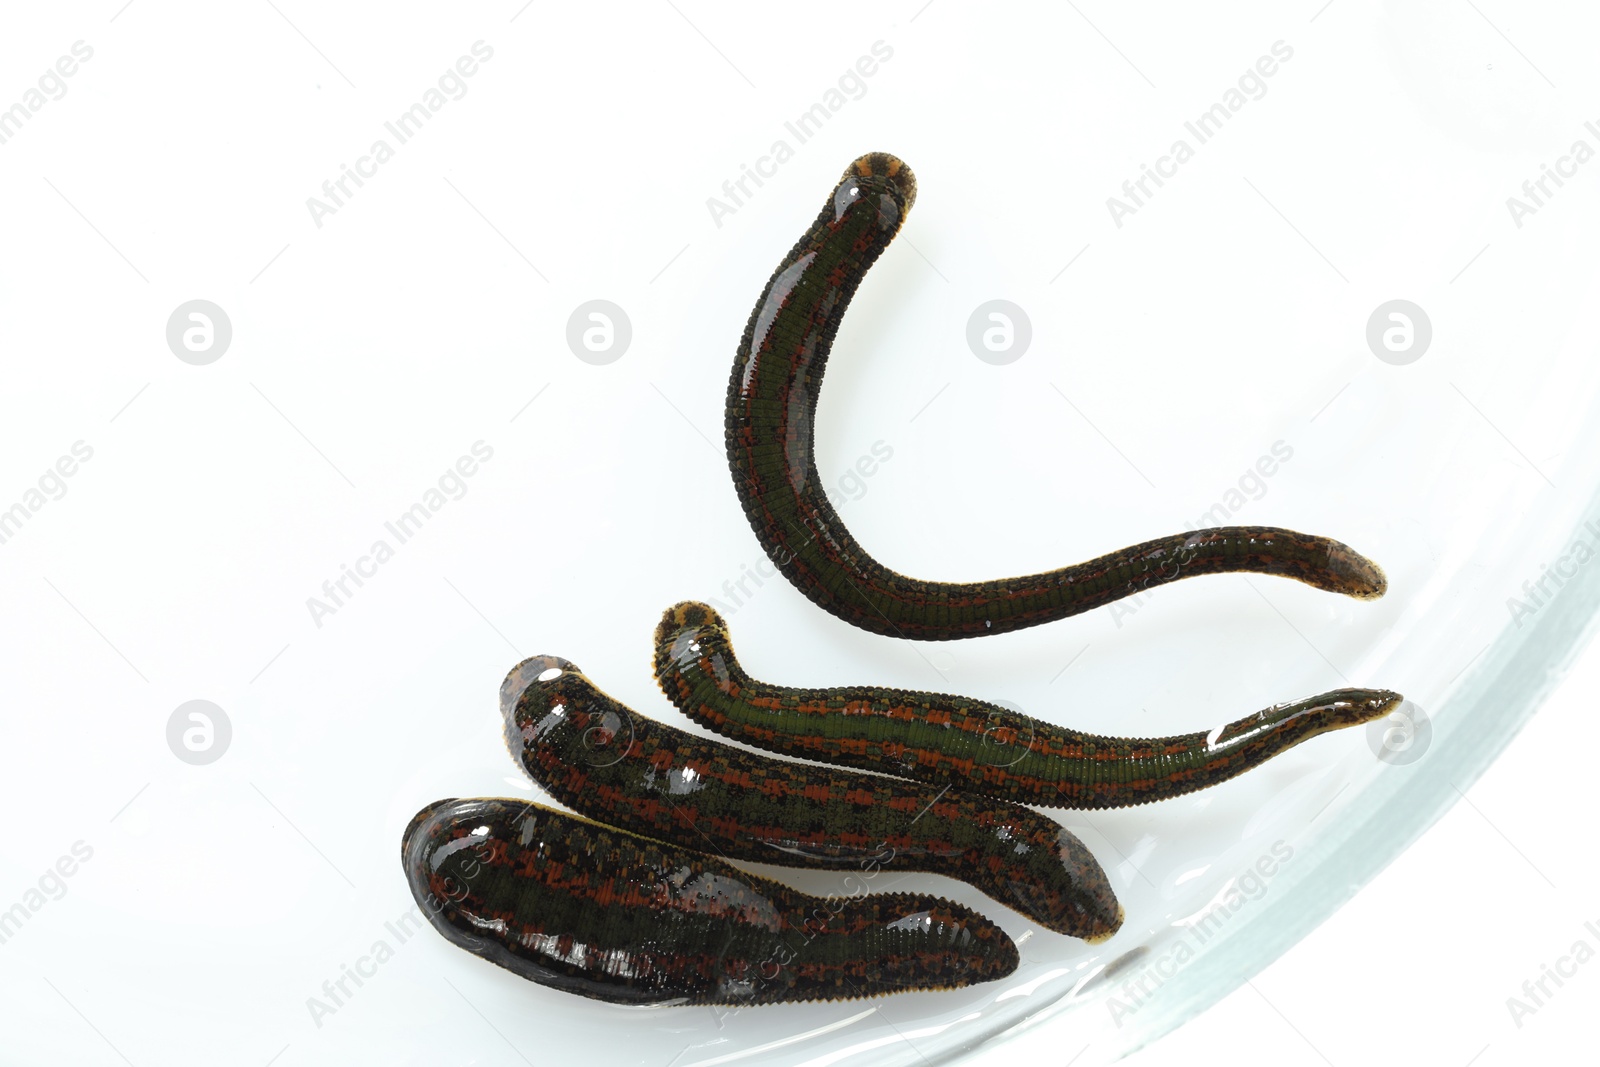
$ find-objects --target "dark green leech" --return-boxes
[402,797,1020,1006]
[725,152,1387,640]
[500,656,1122,941]
[654,602,1405,809]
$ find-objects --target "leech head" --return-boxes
[1348,688,1405,724]
[1293,687,1403,730]
[1022,828,1123,942]
[1209,688,1405,749]
[501,655,572,761]
[835,152,916,234]
[659,600,729,638]
[401,797,460,863]
[655,602,742,699]
[1084,904,1127,946]
[656,601,732,661]
[501,655,633,769]
[843,152,917,212]
[500,655,577,722]
[1322,541,1389,600]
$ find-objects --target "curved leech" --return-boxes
[500,655,1123,941]
[725,151,1387,640]
[653,601,1405,810]
[402,797,1019,1006]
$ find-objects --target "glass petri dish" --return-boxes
[392,276,1600,1065]
[390,45,1600,1059]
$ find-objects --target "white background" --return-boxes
[2,2,1597,1065]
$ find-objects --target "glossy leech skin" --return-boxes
[725,151,1388,640]
[654,602,1405,810]
[402,797,1020,1006]
[500,655,1122,941]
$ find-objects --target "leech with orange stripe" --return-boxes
[500,655,1123,941]
[654,601,1402,809]
[402,797,1020,1005]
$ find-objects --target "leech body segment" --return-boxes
[500,656,1122,940]
[655,602,1404,809]
[725,152,1387,639]
[402,797,1020,1005]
